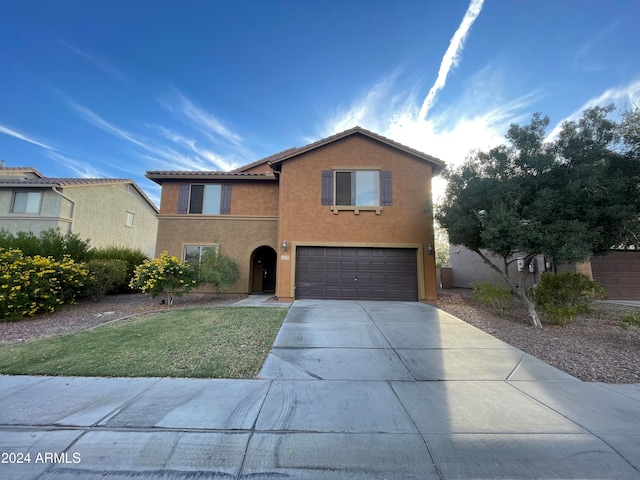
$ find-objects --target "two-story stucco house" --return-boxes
[147,127,445,302]
[0,165,159,257]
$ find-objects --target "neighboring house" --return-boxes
[0,165,159,257]
[448,244,640,301]
[589,251,640,300]
[448,245,553,289]
[147,126,445,302]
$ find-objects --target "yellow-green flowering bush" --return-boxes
[0,248,88,320]
[129,251,198,305]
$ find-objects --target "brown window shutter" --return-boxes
[177,184,190,214]
[220,184,232,214]
[321,170,333,205]
[380,171,392,206]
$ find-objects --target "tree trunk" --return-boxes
[518,257,542,328]
[473,249,543,328]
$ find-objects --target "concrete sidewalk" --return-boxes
[1,300,639,479]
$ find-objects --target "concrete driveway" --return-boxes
[1,300,639,479]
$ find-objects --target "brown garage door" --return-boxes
[591,251,640,300]
[295,247,418,301]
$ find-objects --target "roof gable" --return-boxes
[272,127,445,172]
[0,166,45,179]
[232,126,445,174]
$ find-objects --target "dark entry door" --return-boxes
[252,246,277,293]
[295,247,418,301]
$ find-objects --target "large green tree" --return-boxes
[436,105,640,327]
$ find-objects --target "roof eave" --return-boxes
[145,172,277,185]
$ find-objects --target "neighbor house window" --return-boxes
[184,245,219,265]
[335,170,380,206]
[126,212,135,227]
[12,191,42,214]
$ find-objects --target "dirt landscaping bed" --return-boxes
[432,289,640,384]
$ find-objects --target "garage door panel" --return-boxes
[386,264,400,273]
[591,251,640,300]
[296,247,418,301]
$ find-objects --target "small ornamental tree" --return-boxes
[129,252,198,305]
[436,105,640,327]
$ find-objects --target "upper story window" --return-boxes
[177,183,231,215]
[12,191,42,214]
[189,185,221,214]
[335,170,380,206]
[321,169,392,214]
[126,211,135,227]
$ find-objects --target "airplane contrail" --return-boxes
[0,124,55,150]
[419,0,485,120]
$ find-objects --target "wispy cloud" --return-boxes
[152,125,242,171]
[545,78,640,141]
[47,151,108,178]
[163,91,245,148]
[0,124,55,150]
[64,98,148,148]
[419,0,485,120]
[62,93,244,172]
[573,20,622,72]
[60,40,130,83]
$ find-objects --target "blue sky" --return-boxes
[1,0,639,206]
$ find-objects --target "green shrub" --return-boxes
[620,311,640,329]
[88,246,149,292]
[129,251,198,305]
[196,250,241,298]
[533,272,606,326]
[0,248,88,320]
[471,281,513,315]
[83,259,128,302]
[0,229,90,262]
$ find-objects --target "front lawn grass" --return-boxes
[0,307,286,379]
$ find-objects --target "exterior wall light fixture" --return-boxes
[427,244,434,255]
[282,240,288,252]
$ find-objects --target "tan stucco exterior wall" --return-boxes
[63,184,158,257]
[275,135,438,301]
[158,181,279,216]
[0,187,72,234]
[155,216,278,294]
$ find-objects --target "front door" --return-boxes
[251,246,277,293]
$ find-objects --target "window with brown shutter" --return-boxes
[178,184,230,215]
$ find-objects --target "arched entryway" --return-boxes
[250,246,277,293]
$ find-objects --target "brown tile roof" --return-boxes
[146,126,445,181]
[145,170,277,184]
[266,126,445,172]
[0,166,45,177]
[231,147,300,173]
[0,177,134,187]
